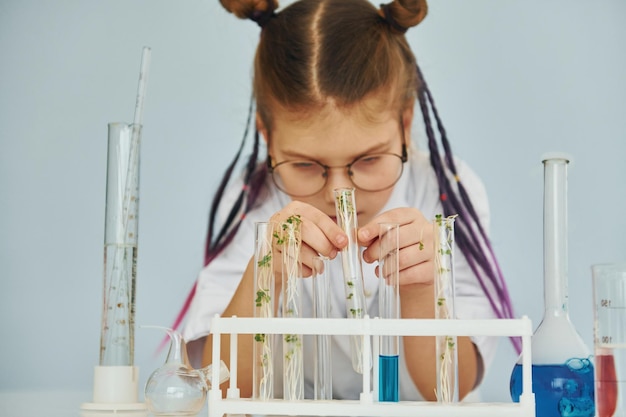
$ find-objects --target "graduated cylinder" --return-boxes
[100,122,141,367]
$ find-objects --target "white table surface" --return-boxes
[0,391,207,417]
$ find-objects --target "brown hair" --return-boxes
[222,0,427,128]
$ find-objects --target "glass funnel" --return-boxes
[510,154,595,417]
[144,326,229,416]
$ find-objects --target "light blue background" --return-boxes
[1,0,625,405]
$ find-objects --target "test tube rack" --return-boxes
[208,315,535,417]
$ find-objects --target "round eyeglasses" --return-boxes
[267,143,407,197]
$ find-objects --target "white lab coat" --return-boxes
[183,150,499,401]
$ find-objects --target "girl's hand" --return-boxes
[358,207,434,286]
[269,200,347,277]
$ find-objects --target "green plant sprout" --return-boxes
[433,214,458,403]
[334,188,369,374]
[349,308,363,317]
[253,222,275,400]
[277,215,304,401]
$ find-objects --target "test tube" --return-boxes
[433,214,459,403]
[312,256,333,400]
[253,222,276,400]
[334,188,370,374]
[279,216,304,401]
[378,223,400,402]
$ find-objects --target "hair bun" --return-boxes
[379,0,428,34]
[219,0,279,26]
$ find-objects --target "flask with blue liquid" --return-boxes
[509,154,595,417]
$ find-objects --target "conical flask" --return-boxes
[144,326,229,416]
[510,154,595,417]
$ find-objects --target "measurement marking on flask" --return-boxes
[600,299,626,309]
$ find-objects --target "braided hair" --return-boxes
[173,0,520,354]
[416,67,520,352]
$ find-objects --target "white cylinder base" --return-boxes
[81,366,146,412]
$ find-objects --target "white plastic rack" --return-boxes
[208,315,535,417]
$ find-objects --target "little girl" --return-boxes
[180,0,517,401]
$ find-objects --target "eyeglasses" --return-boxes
[267,141,407,198]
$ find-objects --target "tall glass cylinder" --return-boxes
[510,155,595,417]
[378,223,400,402]
[280,216,304,401]
[100,122,141,366]
[433,214,458,403]
[253,222,276,400]
[312,256,332,400]
[334,187,370,374]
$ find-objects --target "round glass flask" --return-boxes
[144,327,229,416]
[509,154,595,417]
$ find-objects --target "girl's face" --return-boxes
[262,100,412,225]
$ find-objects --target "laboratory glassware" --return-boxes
[312,255,333,400]
[279,216,304,401]
[510,154,595,417]
[378,223,400,402]
[253,222,276,400]
[144,326,230,416]
[433,214,458,403]
[100,122,141,367]
[82,122,146,411]
[592,262,626,417]
[82,47,151,413]
[334,187,371,374]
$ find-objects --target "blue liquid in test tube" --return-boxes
[378,223,400,402]
[379,354,399,402]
